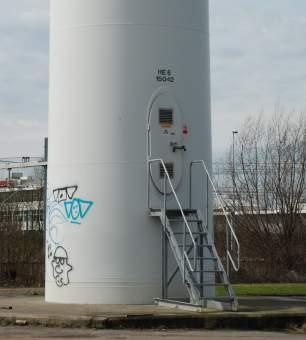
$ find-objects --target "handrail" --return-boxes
[148,158,197,272]
[190,160,240,272]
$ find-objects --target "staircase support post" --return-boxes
[162,176,168,299]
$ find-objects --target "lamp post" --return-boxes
[228,130,238,277]
[232,130,238,196]
[232,130,238,214]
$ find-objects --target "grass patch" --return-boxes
[217,283,306,296]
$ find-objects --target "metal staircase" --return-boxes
[148,159,240,311]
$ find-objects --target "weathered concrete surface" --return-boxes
[0,288,44,296]
[0,328,306,339]
[0,290,306,331]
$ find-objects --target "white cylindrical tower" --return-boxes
[47,0,211,304]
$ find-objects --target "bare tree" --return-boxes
[223,112,306,281]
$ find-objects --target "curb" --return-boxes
[0,313,306,331]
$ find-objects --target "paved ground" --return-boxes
[1,292,306,315]
[0,290,306,331]
[0,328,306,340]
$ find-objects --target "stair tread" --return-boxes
[177,244,213,247]
[195,282,229,287]
[149,209,197,216]
[169,219,202,223]
[173,231,207,235]
[189,257,217,260]
[192,269,223,273]
[166,209,197,216]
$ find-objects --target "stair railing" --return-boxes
[148,158,197,275]
[189,160,240,273]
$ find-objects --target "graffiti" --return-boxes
[47,244,53,259]
[47,201,67,245]
[47,184,94,287]
[64,198,93,225]
[51,185,93,226]
[53,186,78,203]
[51,246,72,287]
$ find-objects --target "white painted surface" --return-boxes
[47,0,211,304]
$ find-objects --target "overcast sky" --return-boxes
[0,0,305,159]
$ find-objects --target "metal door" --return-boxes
[148,91,185,194]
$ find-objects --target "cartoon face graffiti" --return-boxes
[51,246,72,287]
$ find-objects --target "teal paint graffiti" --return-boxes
[64,199,94,225]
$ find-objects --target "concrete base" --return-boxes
[155,298,238,312]
[45,281,161,305]
[0,290,306,331]
[155,299,216,313]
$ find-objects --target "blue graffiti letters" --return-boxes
[64,198,93,225]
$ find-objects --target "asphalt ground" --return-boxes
[0,328,306,340]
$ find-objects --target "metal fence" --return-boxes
[0,184,45,287]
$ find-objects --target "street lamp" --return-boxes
[232,130,238,211]
[229,130,238,277]
[232,130,238,197]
